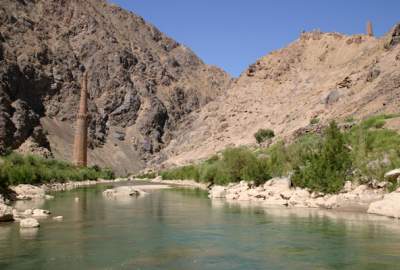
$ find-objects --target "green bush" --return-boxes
[254,129,275,144]
[160,147,271,185]
[310,118,320,125]
[0,153,115,186]
[135,172,156,179]
[159,115,400,193]
[291,121,351,193]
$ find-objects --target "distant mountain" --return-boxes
[0,0,231,174]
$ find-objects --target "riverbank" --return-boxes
[149,172,400,219]
[0,177,136,224]
[208,176,400,219]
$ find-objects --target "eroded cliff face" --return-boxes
[0,0,231,174]
[159,26,400,167]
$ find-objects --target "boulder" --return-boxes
[288,189,310,208]
[264,177,291,190]
[209,185,227,199]
[23,209,34,216]
[20,218,40,228]
[368,192,400,218]
[11,184,46,200]
[320,195,339,209]
[32,209,51,217]
[384,169,400,181]
[103,186,146,198]
[0,203,13,222]
[342,181,353,193]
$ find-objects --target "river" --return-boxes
[1,183,400,269]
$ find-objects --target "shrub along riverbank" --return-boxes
[0,153,114,188]
[159,115,400,193]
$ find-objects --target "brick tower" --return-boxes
[72,72,88,167]
[367,21,374,37]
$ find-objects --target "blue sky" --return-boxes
[111,0,400,77]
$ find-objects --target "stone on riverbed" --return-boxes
[20,218,40,228]
[32,209,51,218]
[0,203,13,222]
[103,186,147,198]
[11,184,46,200]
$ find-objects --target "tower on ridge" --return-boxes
[367,21,374,37]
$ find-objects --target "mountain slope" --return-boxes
[0,0,231,174]
[160,26,400,167]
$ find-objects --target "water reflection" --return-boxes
[19,228,39,240]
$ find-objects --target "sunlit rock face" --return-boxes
[0,0,231,174]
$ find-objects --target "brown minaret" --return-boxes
[367,21,374,37]
[72,72,88,167]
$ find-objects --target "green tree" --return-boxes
[292,121,351,193]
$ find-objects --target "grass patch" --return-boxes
[0,153,114,186]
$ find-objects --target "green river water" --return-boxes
[1,183,400,270]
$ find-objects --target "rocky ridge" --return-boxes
[0,0,231,174]
[160,25,400,167]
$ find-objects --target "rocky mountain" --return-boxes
[0,0,231,174]
[160,25,400,167]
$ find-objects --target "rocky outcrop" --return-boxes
[208,178,386,211]
[0,0,231,174]
[10,184,46,200]
[160,26,400,167]
[368,191,400,218]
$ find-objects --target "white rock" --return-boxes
[23,209,33,216]
[264,177,291,189]
[20,218,40,228]
[10,184,46,200]
[209,185,227,199]
[352,184,368,194]
[0,203,13,222]
[74,197,80,202]
[368,192,400,218]
[237,192,251,201]
[32,209,51,218]
[225,193,239,200]
[280,190,293,200]
[384,169,400,181]
[342,181,353,193]
[247,186,265,197]
[103,186,146,198]
[53,216,63,221]
[315,195,339,209]
[45,195,54,200]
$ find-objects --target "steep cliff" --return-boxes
[0,0,231,174]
